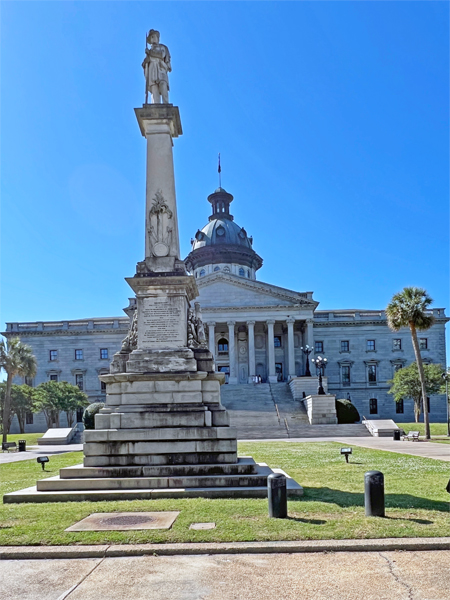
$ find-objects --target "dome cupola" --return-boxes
[184,187,263,280]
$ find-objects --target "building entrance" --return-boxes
[275,363,283,382]
[218,365,230,384]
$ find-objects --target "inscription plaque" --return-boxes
[138,296,186,348]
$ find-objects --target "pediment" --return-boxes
[195,273,317,309]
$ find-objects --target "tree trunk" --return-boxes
[66,411,74,428]
[17,411,25,434]
[410,323,430,439]
[2,373,13,443]
[414,399,420,423]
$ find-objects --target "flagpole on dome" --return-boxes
[218,153,222,188]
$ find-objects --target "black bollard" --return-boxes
[268,473,287,518]
[364,470,385,517]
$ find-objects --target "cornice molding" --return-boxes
[2,329,129,338]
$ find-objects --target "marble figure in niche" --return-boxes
[143,29,171,104]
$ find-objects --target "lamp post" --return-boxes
[301,345,313,377]
[442,369,450,437]
[311,355,328,395]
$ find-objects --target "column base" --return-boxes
[268,376,278,384]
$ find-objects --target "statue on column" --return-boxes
[143,29,171,104]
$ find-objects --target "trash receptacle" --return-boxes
[18,440,26,452]
[393,430,401,441]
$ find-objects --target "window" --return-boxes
[214,266,220,272]
[369,398,378,414]
[49,350,58,361]
[340,340,349,352]
[101,380,107,392]
[367,340,376,351]
[100,348,109,360]
[315,341,324,353]
[368,364,377,383]
[393,363,403,373]
[75,374,84,390]
[274,336,282,348]
[342,365,350,385]
[393,339,402,350]
[24,376,33,387]
[49,374,58,382]
[396,399,404,414]
[239,267,245,277]
[247,270,250,278]
[75,349,83,360]
[218,338,229,354]
[419,338,428,350]
[26,412,34,425]
[199,269,205,277]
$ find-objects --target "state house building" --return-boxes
[4,187,448,431]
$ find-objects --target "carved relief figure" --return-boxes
[187,304,208,349]
[120,309,138,353]
[143,29,171,104]
[148,189,173,257]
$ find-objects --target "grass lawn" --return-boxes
[3,433,46,447]
[0,442,449,546]
[396,422,450,443]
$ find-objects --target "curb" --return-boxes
[1,537,450,560]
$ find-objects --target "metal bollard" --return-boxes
[364,470,385,517]
[268,473,287,518]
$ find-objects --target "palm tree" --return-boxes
[0,337,37,443]
[386,287,434,439]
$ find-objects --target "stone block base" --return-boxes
[303,394,338,425]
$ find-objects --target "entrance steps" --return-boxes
[221,383,370,439]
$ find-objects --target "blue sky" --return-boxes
[1,2,448,350]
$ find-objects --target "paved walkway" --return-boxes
[0,444,83,465]
[1,549,450,599]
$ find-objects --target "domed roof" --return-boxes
[192,218,252,251]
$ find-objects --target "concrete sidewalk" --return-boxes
[1,549,450,600]
[0,444,83,465]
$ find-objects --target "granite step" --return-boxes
[60,457,258,479]
[37,471,271,491]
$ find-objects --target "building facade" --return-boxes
[4,187,448,431]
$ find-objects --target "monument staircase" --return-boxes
[221,383,371,439]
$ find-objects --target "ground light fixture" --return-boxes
[37,456,49,471]
[340,447,352,463]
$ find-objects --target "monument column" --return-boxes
[227,321,237,385]
[247,320,256,383]
[207,322,216,362]
[286,318,296,379]
[266,320,277,383]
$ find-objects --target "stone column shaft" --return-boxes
[247,321,256,382]
[207,322,216,362]
[227,321,237,384]
[287,318,296,379]
[267,320,277,383]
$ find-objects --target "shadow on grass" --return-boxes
[384,517,434,524]
[294,487,450,513]
[287,517,326,525]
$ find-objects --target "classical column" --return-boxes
[286,318,296,379]
[266,320,277,383]
[207,322,216,362]
[227,321,237,384]
[247,321,256,383]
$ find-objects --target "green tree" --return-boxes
[386,287,435,439]
[388,362,444,423]
[33,381,88,428]
[0,337,37,443]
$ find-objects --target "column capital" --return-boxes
[227,321,236,327]
[266,319,276,325]
[246,320,256,326]
[306,318,314,324]
[206,321,216,327]
[286,317,296,324]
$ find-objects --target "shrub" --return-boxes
[83,402,105,430]
[335,398,360,424]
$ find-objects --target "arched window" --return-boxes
[199,269,206,277]
[218,338,229,354]
[214,266,220,272]
[239,267,245,277]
